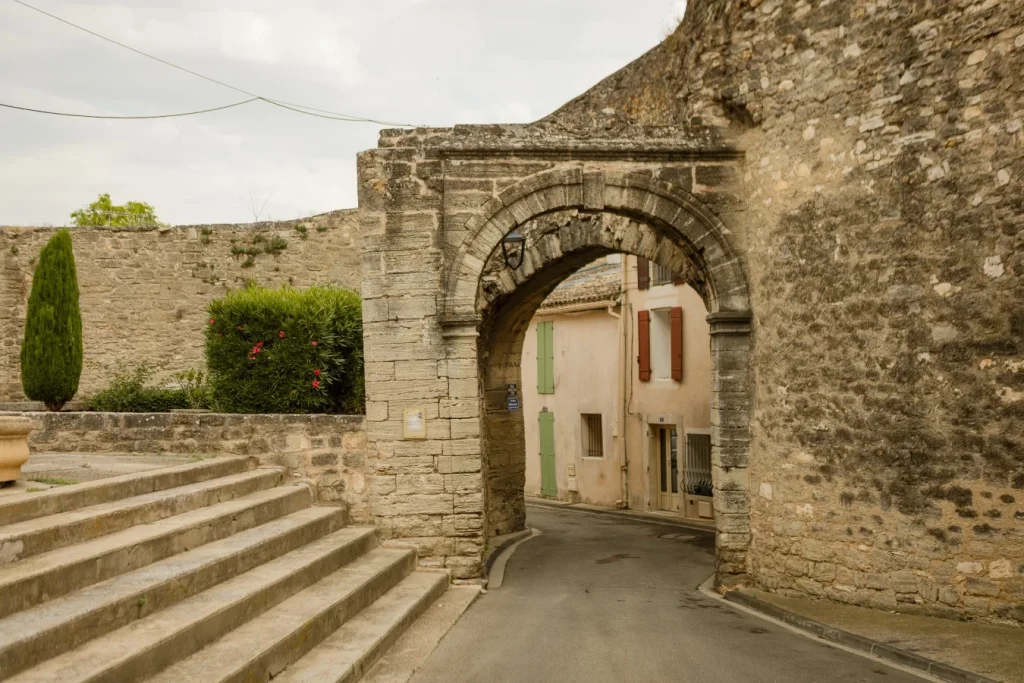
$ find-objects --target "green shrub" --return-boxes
[21,229,83,411]
[90,364,197,412]
[205,285,363,414]
[174,369,212,409]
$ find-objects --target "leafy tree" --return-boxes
[21,229,83,411]
[70,193,163,228]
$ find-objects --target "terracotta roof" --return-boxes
[539,262,622,310]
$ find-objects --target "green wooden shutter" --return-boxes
[537,321,554,394]
[539,411,556,497]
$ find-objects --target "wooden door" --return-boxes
[657,427,679,511]
[539,412,556,498]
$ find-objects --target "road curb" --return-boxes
[721,588,999,683]
[482,528,533,576]
[525,497,715,533]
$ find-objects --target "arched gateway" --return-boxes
[358,125,752,586]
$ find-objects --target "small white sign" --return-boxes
[403,407,426,440]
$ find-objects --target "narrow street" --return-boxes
[411,506,924,683]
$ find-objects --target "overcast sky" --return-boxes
[0,0,685,226]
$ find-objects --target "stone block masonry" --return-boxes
[547,0,1024,624]
[4,411,369,522]
[0,210,359,402]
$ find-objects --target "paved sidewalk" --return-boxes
[1,452,198,494]
[734,589,1024,683]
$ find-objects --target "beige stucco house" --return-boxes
[522,254,714,522]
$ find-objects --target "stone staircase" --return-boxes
[0,456,448,683]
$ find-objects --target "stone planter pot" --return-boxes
[0,417,34,483]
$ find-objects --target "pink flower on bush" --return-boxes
[314,369,321,377]
[279,331,286,338]
[312,380,321,389]
[311,340,317,347]
[208,318,215,325]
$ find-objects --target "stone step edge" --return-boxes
[722,588,1000,683]
[0,468,284,564]
[275,570,449,683]
[0,484,312,620]
[0,506,347,679]
[146,548,417,683]
[7,528,382,683]
[0,456,257,526]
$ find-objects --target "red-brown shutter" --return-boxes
[670,306,683,381]
[638,310,652,382]
[637,257,650,290]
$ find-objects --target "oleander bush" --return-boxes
[204,285,363,414]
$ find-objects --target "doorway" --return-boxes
[655,426,679,511]
[539,411,556,498]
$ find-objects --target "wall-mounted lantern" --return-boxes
[501,230,526,270]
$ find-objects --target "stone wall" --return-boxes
[549,0,1024,623]
[1,210,360,402]
[9,411,369,522]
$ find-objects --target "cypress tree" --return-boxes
[20,229,83,410]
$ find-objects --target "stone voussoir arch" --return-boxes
[442,166,751,324]
[440,165,755,586]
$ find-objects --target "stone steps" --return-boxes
[6,528,381,683]
[147,548,419,683]
[0,483,311,619]
[0,459,452,683]
[0,506,345,679]
[0,456,256,526]
[274,570,449,683]
[0,467,283,564]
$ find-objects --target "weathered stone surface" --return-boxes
[0,211,359,401]
[4,410,369,521]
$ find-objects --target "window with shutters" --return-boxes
[650,309,672,379]
[651,262,673,286]
[639,307,683,382]
[536,321,554,394]
[581,413,603,458]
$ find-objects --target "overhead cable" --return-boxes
[0,98,259,119]
[9,0,422,127]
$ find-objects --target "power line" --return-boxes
[9,0,423,128]
[0,98,259,119]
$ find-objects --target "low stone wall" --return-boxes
[6,411,369,522]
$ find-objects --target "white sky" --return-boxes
[0,1,686,226]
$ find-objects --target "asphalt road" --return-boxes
[411,505,924,683]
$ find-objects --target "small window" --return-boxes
[651,262,674,286]
[581,413,603,458]
[684,432,713,496]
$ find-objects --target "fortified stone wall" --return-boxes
[551,0,1024,623]
[0,210,360,402]
[8,411,369,522]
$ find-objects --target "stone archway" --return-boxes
[357,126,751,586]
[442,168,753,586]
